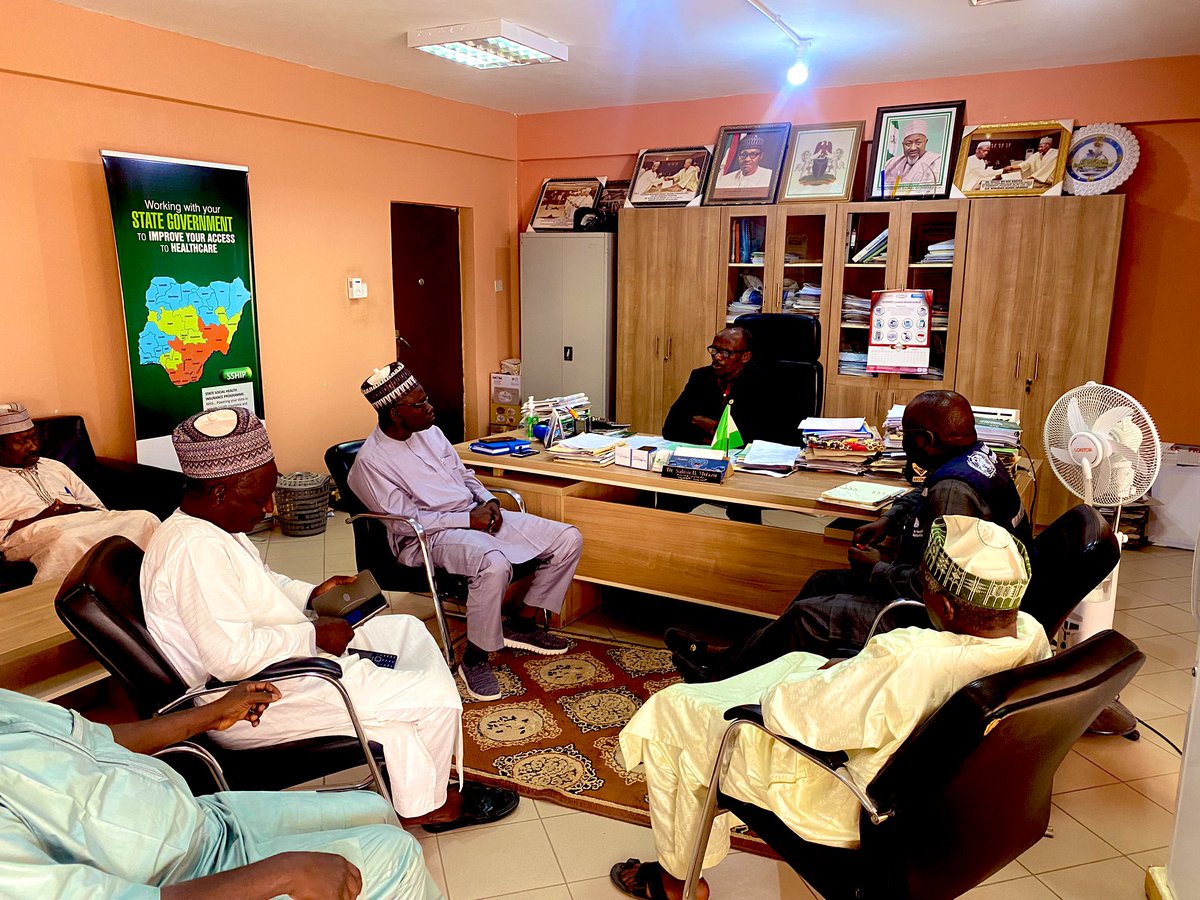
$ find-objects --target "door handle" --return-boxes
[396,334,412,350]
[1014,351,1022,380]
[665,337,672,361]
[655,336,660,359]
[1031,352,1040,383]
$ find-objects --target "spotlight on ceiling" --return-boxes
[407,18,567,70]
[787,42,811,86]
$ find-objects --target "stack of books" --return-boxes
[919,239,955,263]
[973,406,1022,475]
[840,293,872,327]
[837,350,869,377]
[851,229,888,264]
[782,281,821,315]
[819,481,909,511]
[548,433,623,467]
[797,417,884,474]
[469,437,531,456]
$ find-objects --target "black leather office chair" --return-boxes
[325,440,540,670]
[682,630,1144,900]
[864,503,1122,646]
[55,537,389,800]
[734,312,823,444]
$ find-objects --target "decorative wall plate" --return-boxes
[1064,123,1140,196]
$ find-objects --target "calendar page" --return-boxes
[866,289,933,374]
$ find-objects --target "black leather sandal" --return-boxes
[421,782,519,833]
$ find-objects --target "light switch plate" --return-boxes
[347,277,368,300]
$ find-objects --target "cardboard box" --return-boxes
[490,373,522,405]
[490,402,520,427]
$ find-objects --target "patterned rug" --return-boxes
[456,630,772,856]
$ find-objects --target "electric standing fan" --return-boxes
[1044,381,1161,736]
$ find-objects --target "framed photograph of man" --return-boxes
[529,178,603,232]
[953,120,1074,197]
[629,147,712,207]
[703,122,791,206]
[598,179,630,216]
[781,120,865,202]
[868,101,966,200]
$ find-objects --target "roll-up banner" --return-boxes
[101,151,264,468]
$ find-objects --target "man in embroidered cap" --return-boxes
[715,132,774,189]
[883,119,944,190]
[142,407,517,831]
[349,362,584,701]
[613,516,1048,900]
[0,402,158,582]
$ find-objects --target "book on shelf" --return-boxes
[851,229,888,263]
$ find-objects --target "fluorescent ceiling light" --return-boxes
[968,0,1023,5]
[408,19,567,69]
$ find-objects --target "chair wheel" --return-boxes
[1123,730,1140,742]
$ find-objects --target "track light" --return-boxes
[786,41,812,86]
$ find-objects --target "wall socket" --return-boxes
[347,277,369,300]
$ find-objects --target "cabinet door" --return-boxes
[561,234,615,419]
[775,204,836,366]
[663,208,724,419]
[1024,195,1125,523]
[617,208,668,430]
[955,199,1043,410]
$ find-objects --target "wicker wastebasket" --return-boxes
[274,471,332,536]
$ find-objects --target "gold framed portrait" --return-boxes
[953,120,1074,198]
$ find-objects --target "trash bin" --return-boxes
[1148,443,1200,550]
[274,471,332,537]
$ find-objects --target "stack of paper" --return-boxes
[840,293,872,327]
[797,417,884,474]
[820,481,909,511]
[866,404,909,476]
[548,432,624,467]
[734,441,801,477]
[919,239,955,263]
[851,229,888,264]
[838,350,869,377]
[528,393,591,419]
[783,282,822,315]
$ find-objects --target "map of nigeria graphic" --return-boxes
[138,276,251,386]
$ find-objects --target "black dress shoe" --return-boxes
[671,650,720,684]
[664,627,708,657]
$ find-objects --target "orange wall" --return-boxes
[0,0,520,470]
[517,57,1200,443]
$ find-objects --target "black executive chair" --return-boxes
[325,440,540,670]
[682,630,1143,900]
[55,537,389,799]
[733,312,823,444]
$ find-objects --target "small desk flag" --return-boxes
[711,401,744,453]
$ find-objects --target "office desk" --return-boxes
[0,580,107,700]
[456,442,881,624]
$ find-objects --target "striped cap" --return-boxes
[172,407,274,480]
[922,515,1031,610]
[361,361,419,410]
[0,403,33,436]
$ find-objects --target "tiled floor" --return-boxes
[260,518,1195,899]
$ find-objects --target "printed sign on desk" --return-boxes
[866,289,932,374]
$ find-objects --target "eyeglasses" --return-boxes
[395,397,432,408]
[707,346,745,360]
[737,150,762,158]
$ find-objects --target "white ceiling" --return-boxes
[58,0,1200,115]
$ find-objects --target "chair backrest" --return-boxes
[733,313,825,435]
[34,414,98,475]
[324,440,410,583]
[1024,504,1121,640]
[860,630,1143,899]
[54,536,191,718]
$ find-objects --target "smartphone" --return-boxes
[510,448,539,458]
[348,648,397,669]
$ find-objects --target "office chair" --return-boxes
[325,440,541,670]
[682,630,1144,900]
[54,537,390,800]
[733,312,823,443]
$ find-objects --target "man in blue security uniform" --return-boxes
[668,390,1033,681]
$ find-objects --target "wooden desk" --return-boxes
[456,442,878,624]
[0,580,107,700]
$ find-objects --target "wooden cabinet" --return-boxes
[824,199,969,421]
[956,195,1124,523]
[616,206,723,432]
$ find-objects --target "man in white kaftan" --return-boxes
[1006,136,1060,186]
[615,516,1049,897]
[0,403,157,582]
[142,406,516,830]
[962,140,998,191]
[883,120,943,192]
[349,361,583,701]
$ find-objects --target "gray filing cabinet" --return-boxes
[519,232,616,418]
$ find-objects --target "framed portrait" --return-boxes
[781,120,864,202]
[529,178,603,232]
[598,179,630,216]
[703,122,791,206]
[629,147,712,207]
[868,101,966,200]
[953,120,1074,197]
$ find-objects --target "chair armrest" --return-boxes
[489,488,527,513]
[723,704,850,771]
[156,657,345,716]
[153,740,230,792]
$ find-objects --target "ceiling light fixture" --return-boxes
[407,18,567,70]
[742,0,815,87]
[968,0,1023,5]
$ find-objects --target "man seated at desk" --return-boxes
[0,682,439,898]
[143,407,514,832]
[347,361,583,702]
[0,402,158,583]
[613,517,1048,900]
[668,390,1032,681]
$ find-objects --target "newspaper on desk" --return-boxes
[733,441,801,477]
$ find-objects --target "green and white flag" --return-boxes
[711,401,743,453]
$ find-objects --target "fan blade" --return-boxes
[1067,398,1089,436]
[1093,406,1135,437]
[1107,441,1148,476]
[1108,417,1144,453]
[1050,447,1076,465]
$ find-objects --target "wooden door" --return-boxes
[954,199,1043,410]
[662,208,724,422]
[616,208,667,431]
[1024,195,1125,523]
[390,203,464,442]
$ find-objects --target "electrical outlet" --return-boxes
[347,278,368,300]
